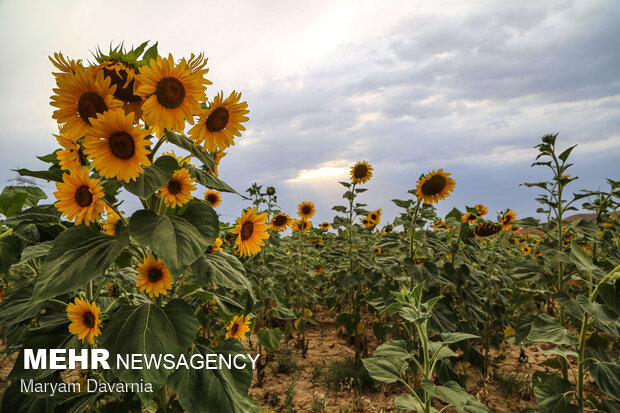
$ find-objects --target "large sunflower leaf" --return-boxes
[128,203,218,273]
[0,235,22,274]
[0,280,44,325]
[163,130,214,171]
[361,356,406,384]
[421,380,491,413]
[190,251,254,298]
[0,186,47,217]
[122,155,178,198]
[3,205,62,227]
[187,165,240,196]
[526,313,578,346]
[100,299,198,398]
[532,373,579,413]
[585,350,620,401]
[14,167,64,182]
[31,226,129,302]
[167,339,257,413]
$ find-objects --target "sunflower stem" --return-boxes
[87,281,93,302]
[149,136,166,161]
[173,266,192,298]
[103,199,128,226]
[0,228,13,240]
[47,298,68,308]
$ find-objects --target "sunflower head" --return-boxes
[369,209,382,224]
[292,219,312,233]
[271,213,292,232]
[266,186,276,196]
[55,132,87,171]
[521,246,532,254]
[54,167,105,225]
[320,222,330,231]
[204,190,222,208]
[103,211,124,236]
[158,168,197,208]
[225,315,251,340]
[188,91,249,152]
[462,212,477,224]
[350,161,373,184]
[415,169,455,204]
[433,219,446,230]
[135,54,210,132]
[94,59,142,104]
[66,297,102,345]
[210,238,223,253]
[474,204,488,217]
[49,52,83,79]
[374,247,381,254]
[136,254,173,297]
[501,209,518,230]
[297,201,316,219]
[230,207,270,257]
[473,222,502,237]
[84,110,152,182]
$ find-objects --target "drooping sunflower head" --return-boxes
[158,168,197,208]
[230,207,270,257]
[188,91,249,152]
[49,52,84,80]
[462,212,477,224]
[433,219,446,230]
[501,209,518,230]
[266,186,276,196]
[83,110,151,182]
[474,204,488,217]
[225,314,251,340]
[374,247,381,254]
[320,222,330,231]
[135,54,210,132]
[51,68,123,141]
[415,169,456,204]
[369,209,382,224]
[204,190,222,208]
[292,219,312,233]
[66,297,102,345]
[350,161,373,184]
[54,167,105,225]
[271,213,292,232]
[103,211,124,236]
[94,60,142,104]
[297,201,316,219]
[136,254,173,298]
[55,132,87,171]
[473,222,502,237]
[204,150,227,177]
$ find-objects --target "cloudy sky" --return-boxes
[1,0,618,226]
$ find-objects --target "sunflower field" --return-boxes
[0,42,618,413]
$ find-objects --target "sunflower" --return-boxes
[103,211,124,236]
[188,91,249,152]
[415,169,456,204]
[49,52,83,79]
[292,219,312,233]
[66,297,102,345]
[83,111,151,182]
[134,54,210,132]
[433,219,446,230]
[501,209,518,230]
[350,161,373,184]
[206,299,218,312]
[204,190,222,208]
[369,209,382,224]
[230,207,270,257]
[51,68,123,141]
[374,247,381,254]
[266,186,276,196]
[225,315,251,340]
[271,213,292,232]
[521,246,532,254]
[473,222,502,237]
[136,254,173,297]
[361,217,373,228]
[158,168,197,208]
[162,150,192,167]
[297,201,316,219]
[475,204,488,217]
[462,212,477,224]
[94,60,141,105]
[203,150,227,177]
[55,132,86,171]
[320,222,330,230]
[210,238,223,253]
[54,167,105,225]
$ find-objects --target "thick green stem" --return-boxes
[576,312,589,409]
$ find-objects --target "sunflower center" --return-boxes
[301,205,312,215]
[230,323,239,336]
[205,107,230,133]
[108,131,136,160]
[273,215,287,226]
[103,67,140,102]
[156,77,186,109]
[240,222,254,240]
[370,214,377,220]
[167,180,182,195]
[77,92,107,124]
[206,193,218,204]
[354,165,368,179]
[502,215,511,225]
[74,185,93,207]
[148,268,163,283]
[82,311,96,328]
[421,175,446,196]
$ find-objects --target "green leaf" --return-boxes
[527,313,578,345]
[256,328,282,352]
[585,353,620,401]
[558,145,577,162]
[188,166,240,195]
[14,167,64,182]
[576,295,620,338]
[3,205,61,226]
[393,394,430,412]
[273,305,297,320]
[0,186,47,217]
[532,373,579,413]
[19,241,54,262]
[332,205,347,213]
[122,156,177,198]
[440,332,480,344]
[361,356,406,384]
[391,199,411,209]
[569,241,597,276]
[538,346,578,362]
[191,251,254,298]
[598,283,620,316]
[129,203,217,273]
[142,41,158,64]
[421,380,491,412]
[167,339,255,413]
[0,234,22,274]
[31,226,129,302]
[0,281,44,325]
[374,340,410,359]
[101,299,198,393]
[164,130,214,171]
